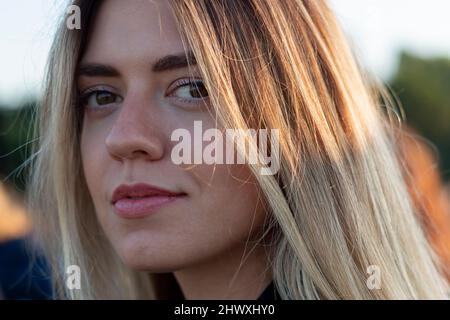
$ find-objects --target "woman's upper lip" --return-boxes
[111,183,186,204]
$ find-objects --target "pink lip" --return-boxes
[111,183,186,219]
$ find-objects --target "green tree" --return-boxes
[390,51,450,181]
[0,101,35,194]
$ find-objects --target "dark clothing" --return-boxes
[178,281,281,300]
[257,281,280,300]
[0,238,52,300]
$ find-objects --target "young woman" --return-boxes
[27,0,449,299]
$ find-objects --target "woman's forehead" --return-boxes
[81,0,187,65]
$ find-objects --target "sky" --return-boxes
[1,0,450,106]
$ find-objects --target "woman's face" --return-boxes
[79,0,267,272]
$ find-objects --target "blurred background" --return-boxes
[0,0,449,299]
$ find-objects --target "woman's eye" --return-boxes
[169,79,209,101]
[81,90,123,109]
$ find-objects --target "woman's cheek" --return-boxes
[80,128,105,199]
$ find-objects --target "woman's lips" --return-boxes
[113,195,185,218]
[111,183,187,219]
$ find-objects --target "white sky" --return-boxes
[1,0,450,106]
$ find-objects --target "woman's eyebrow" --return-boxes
[152,50,197,72]
[77,51,197,77]
[77,64,119,77]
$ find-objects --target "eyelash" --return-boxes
[79,86,120,111]
[166,78,209,105]
[79,78,208,111]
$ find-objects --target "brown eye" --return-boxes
[81,90,123,109]
[188,81,208,98]
[172,80,208,99]
[95,91,117,105]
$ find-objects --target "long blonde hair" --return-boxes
[27,0,449,299]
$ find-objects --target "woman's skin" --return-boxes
[78,0,272,299]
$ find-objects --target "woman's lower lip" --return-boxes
[113,195,185,218]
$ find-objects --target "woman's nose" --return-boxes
[104,98,165,162]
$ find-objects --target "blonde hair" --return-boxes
[27,0,449,299]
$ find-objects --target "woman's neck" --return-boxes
[173,242,272,300]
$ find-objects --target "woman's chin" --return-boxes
[119,252,178,273]
[113,241,182,272]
